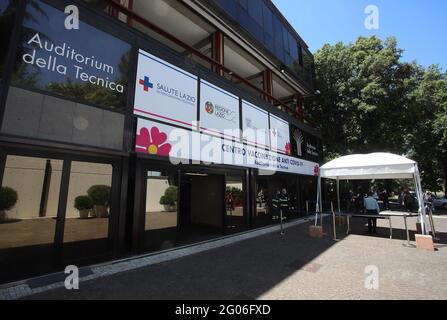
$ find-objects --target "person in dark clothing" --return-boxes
[403,189,414,212]
[379,189,389,210]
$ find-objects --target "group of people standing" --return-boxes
[344,188,390,214]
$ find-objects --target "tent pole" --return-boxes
[315,175,320,226]
[319,176,323,227]
[414,168,427,235]
[337,177,341,214]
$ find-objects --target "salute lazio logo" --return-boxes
[139,76,154,92]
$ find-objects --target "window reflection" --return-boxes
[0,0,15,80]
[0,155,62,283]
[63,161,112,261]
[225,174,245,234]
[254,177,270,228]
[144,171,178,252]
[12,0,131,110]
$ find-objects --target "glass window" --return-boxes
[238,0,248,10]
[215,0,238,18]
[0,0,15,81]
[0,155,63,283]
[63,161,113,262]
[11,0,131,111]
[262,4,273,36]
[225,174,245,234]
[2,86,125,150]
[282,27,290,54]
[247,0,263,26]
[144,171,178,252]
[289,33,298,61]
[254,176,270,228]
[273,16,284,61]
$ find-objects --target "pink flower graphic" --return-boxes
[285,142,292,155]
[136,127,172,157]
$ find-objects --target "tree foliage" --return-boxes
[306,36,447,191]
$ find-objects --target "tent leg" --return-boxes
[337,177,341,214]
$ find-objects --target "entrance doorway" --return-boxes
[140,164,247,254]
[178,173,224,245]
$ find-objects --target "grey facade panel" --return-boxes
[1,86,124,150]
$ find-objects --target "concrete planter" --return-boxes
[163,204,177,212]
[79,209,90,219]
[0,210,6,223]
[93,205,109,218]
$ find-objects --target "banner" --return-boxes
[269,114,291,155]
[136,118,318,176]
[242,100,270,148]
[199,80,240,140]
[134,49,198,129]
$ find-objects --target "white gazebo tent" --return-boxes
[315,153,430,234]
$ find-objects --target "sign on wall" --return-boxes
[134,49,198,129]
[199,80,240,140]
[12,0,131,110]
[269,114,291,155]
[241,100,270,149]
[136,118,318,176]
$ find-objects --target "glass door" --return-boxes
[143,170,179,253]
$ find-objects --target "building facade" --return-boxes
[0,0,321,284]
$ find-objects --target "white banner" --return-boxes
[242,100,270,148]
[269,114,291,155]
[134,49,198,129]
[199,80,240,140]
[136,118,318,176]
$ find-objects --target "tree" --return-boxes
[306,36,421,157]
[305,36,446,192]
[406,66,446,192]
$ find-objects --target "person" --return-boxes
[279,188,290,220]
[354,190,364,214]
[379,189,389,210]
[372,189,379,200]
[344,189,353,212]
[272,190,281,221]
[424,191,435,214]
[364,191,380,233]
[403,189,414,212]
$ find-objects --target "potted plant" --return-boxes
[87,185,111,218]
[159,186,177,212]
[0,186,18,223]
[74,195,93,219]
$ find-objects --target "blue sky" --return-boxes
[273,0,447,71]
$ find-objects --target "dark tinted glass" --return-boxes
[0,0,15,80]
[215,0,237,18]
[11,0,131,111]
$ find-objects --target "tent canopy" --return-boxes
[319,153,417,180]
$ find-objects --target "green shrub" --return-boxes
[0,187,18,211]
[87,185,111,206]
[74,195,94,211]
[159,186,177,206]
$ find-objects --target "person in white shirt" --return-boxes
[364,192,380,233]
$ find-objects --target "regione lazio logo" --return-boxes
[139,76,154,92]
[205,101,214,114]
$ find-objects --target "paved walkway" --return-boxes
[17,215,447,299]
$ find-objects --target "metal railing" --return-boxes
[102,0,313,123]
